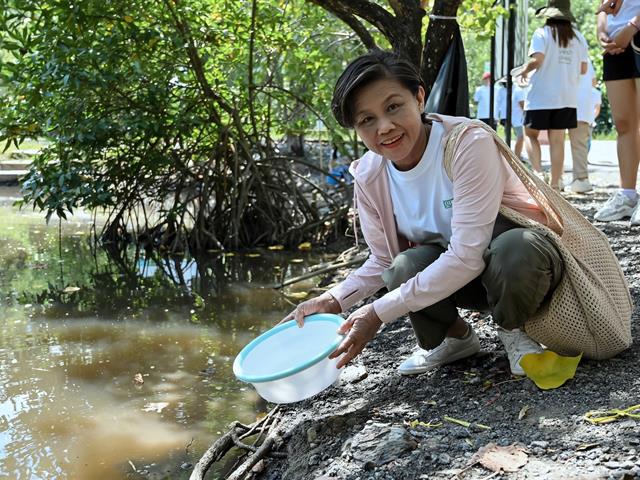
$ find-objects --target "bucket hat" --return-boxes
[535,0,575,23]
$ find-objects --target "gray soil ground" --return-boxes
[255,145,640,480]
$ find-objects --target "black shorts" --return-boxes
[603,33,640,81]
[524,108,577,130]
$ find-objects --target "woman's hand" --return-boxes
[280,292,341,327]
[599,31,625,54]
[597,0,623,15]
[328,304,382,369]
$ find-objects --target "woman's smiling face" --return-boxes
[352,78,427,171]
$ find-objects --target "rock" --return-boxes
[307,426,318,444]
[180,462,192,470]
[438,453,451,464]
[452,427,470,438]
[345,423,418,467]
[309,455,319,466]
[604,461,623,469]
[251,460,266,474]
[531,440,549,449]
[423,437,440,450]
[341,365,368,384]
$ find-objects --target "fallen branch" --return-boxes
[273,255,367,289]
[226,415,284,480]
[190,406,285,480]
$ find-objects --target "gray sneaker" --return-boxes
[632,203,640,226]
[398,328,480,375]
[497,327,544,376]
[594,191,637,221]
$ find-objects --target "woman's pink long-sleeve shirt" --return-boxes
[327,114,548,323]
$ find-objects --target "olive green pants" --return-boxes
[381,227,563,350]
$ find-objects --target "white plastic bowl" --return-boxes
[233,313,345,403]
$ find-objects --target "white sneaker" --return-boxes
[569,178,593,194]
[594,191,637,222]
[497,327,544,376]
[632,204,640,226]
[398,328,480,375]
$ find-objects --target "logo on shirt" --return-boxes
[442,198,453,209]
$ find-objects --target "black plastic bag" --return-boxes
[425,26,469,117]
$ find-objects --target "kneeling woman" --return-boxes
[283,50,564,376]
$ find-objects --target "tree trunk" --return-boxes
[307,0,464,95]
[421,0,464,99]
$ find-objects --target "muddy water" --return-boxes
[0,193,334,479]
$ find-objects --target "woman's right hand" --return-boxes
[597,0,623,15]
[599,31,625,54]
[280,292,342,327]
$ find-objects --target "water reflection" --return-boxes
[0,198,337,479]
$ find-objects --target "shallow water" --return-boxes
[0,193,333,479]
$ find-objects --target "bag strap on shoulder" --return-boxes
[443,120,564,236]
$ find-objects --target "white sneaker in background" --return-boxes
[569,178,593,194]
[497,327,544,376]
[398,328,480,375]
[631,203,640,226]
[594,191,637,222]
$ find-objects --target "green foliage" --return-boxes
[458,0,509,40]
[0,0,359,250]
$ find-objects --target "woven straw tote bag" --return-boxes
[443,120,633,360]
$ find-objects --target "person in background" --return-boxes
[473,72,494,128]
[496,77,526,160]
[598,0,623,15]
[518,0,588,191]
[567,58,597,194]
[495,78,507,130]
[594,0,640,225]
[511,82,527,161]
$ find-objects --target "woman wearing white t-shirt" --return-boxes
[517,0,587,191]
[594,0,640,226]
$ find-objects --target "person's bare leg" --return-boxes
[514,134,524,158]
[525,127,542,172]
[606,78,640,190]
[548,129,566,188]
[446,316,470,338]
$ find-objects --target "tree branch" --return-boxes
[330,8,377,50]
[307,0,396,40]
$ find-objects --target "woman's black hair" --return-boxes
[545,18,575,48]
[331,50,426,128]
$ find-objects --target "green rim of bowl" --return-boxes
[233,313,344,383]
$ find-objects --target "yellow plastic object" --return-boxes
[297,242,312,251]
[519,350,582,390]
[584,405,640,425]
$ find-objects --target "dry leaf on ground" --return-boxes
[471,442,528,473]
[518,405,530,420]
